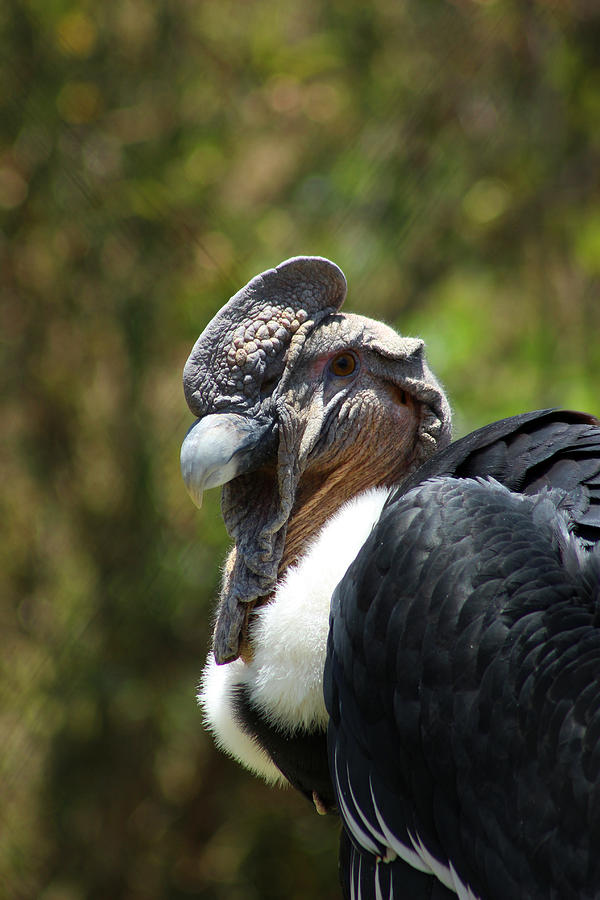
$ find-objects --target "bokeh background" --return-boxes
[2,1,599,898]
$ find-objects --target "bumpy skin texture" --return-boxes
[325,410,600,899]
[182,257,450,661]
[183,259,600,898]
[183,257,348,660]
[183,256,347,418]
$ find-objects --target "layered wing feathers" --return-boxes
[327,414,600,899]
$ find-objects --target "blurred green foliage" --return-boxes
[1,0,599,897]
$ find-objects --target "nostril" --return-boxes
[260,376,278,399]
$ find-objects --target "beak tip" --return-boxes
[187,487,204,509]
[180,441,205,508]
[180,412,272,508]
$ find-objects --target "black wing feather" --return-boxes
[339,829,456,900]
[394,409,600,544]
[327,469,600,899]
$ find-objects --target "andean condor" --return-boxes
[180,256,600,899]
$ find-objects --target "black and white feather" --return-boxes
[181,257,600,900]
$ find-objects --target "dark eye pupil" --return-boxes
[331,353,356,376]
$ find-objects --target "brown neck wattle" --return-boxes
[217,393,425,663]
[279,405,421,574]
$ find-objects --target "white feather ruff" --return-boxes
[198,487,390,780]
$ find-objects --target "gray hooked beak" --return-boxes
[180,413,275,508]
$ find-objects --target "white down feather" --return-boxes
[198,486,390,782]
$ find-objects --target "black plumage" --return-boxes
[326,409,600,899]
[180,257,600,899]
[233,684,333,807]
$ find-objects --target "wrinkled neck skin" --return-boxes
[212,311,451,663]
[215,391,423,663]
[280,392,421,573]
[199,397,423,794]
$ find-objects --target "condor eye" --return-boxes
[329,351,358,377]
